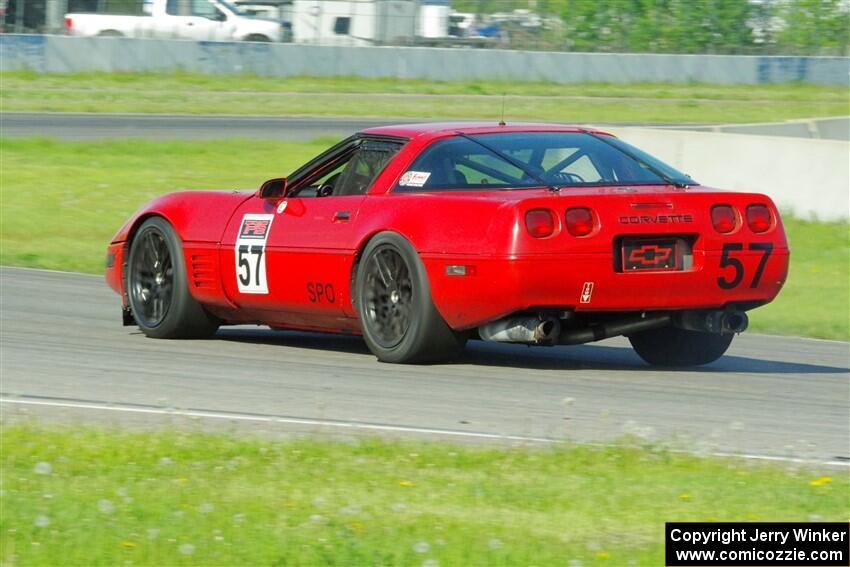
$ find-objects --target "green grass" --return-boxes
[1,137,847,340]
[0,138,330,273]
[2,424,847,566]
[2,71,848,123]
[748,218,850,340]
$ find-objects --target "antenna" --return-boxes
[499,93,506,126]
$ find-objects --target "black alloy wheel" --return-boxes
[362,246,414,349]
[355,231,466,363]
[126,217,219,339]
[129,225,174,329]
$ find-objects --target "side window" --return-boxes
[397,138,526,190]
[191,0,221,18]
[333,17,351,35]
[289,154,353,198]
[289,140,401,198]
[334,145,400,196]
[166,0,221,18]
[313,162,349,192]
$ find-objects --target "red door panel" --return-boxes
[220,195,365,320]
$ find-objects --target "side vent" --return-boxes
[190,253,218,289]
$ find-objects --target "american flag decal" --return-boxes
[240,219,270,239]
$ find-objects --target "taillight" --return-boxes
[64,17,72,33]
[746,204,772,233]
[565,207,594,237]
[525,209,555,238]
[711,205,737,234]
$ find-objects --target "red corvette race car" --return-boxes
[106,123,789,365]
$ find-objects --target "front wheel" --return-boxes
[628,325,734,367]
[354,232,465,363]
[126,217,219,339]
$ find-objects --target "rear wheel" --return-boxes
[354,232,465,363]
[126,217,219,339]
[628,325,733,367]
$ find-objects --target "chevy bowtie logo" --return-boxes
[628,244,673,266]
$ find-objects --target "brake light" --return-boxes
[64,17,72,33]
[711,205,737,233]
[525,209,555,238]
[746,204,772,233]
[565,207,594,237]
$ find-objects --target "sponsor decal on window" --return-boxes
[398,171,431,187]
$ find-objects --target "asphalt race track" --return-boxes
[1,267,848,466]
[0,113,399,140]
[7,112,844,142]
[0,112,687,141]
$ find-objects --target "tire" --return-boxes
[628,325,734,367]
[97,30,124,37]
[243,34,271,42]
[354,232,465,363]
[126,217,219,339]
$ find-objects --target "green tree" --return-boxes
[448,0,848,55]
[775,0,850,54]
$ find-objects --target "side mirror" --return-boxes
[258,177,286,198]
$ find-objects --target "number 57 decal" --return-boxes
[235,214,274,294]
[717,242,773,289]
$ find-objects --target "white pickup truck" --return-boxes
[65,0,289,42]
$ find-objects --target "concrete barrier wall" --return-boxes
[2,34,848,85]
[662,117,849,142]
[2,34,847,219]
[608,127,849,221]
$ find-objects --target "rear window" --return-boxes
[393,132,693,191]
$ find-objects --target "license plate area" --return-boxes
[618,236,690,272]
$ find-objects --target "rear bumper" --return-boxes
[423,247,789,330]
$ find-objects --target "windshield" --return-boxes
[394,132,694,191]
[215,0,244,15]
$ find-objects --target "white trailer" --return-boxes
[289,0,416,46]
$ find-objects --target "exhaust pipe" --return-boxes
[559,313,671,345]
[478,309,747,347]
[479,316,561,344]
[674,310,748,335]
[723,311,749,333]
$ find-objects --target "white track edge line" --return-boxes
[0,398,552,443]
[3,397,847,468]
